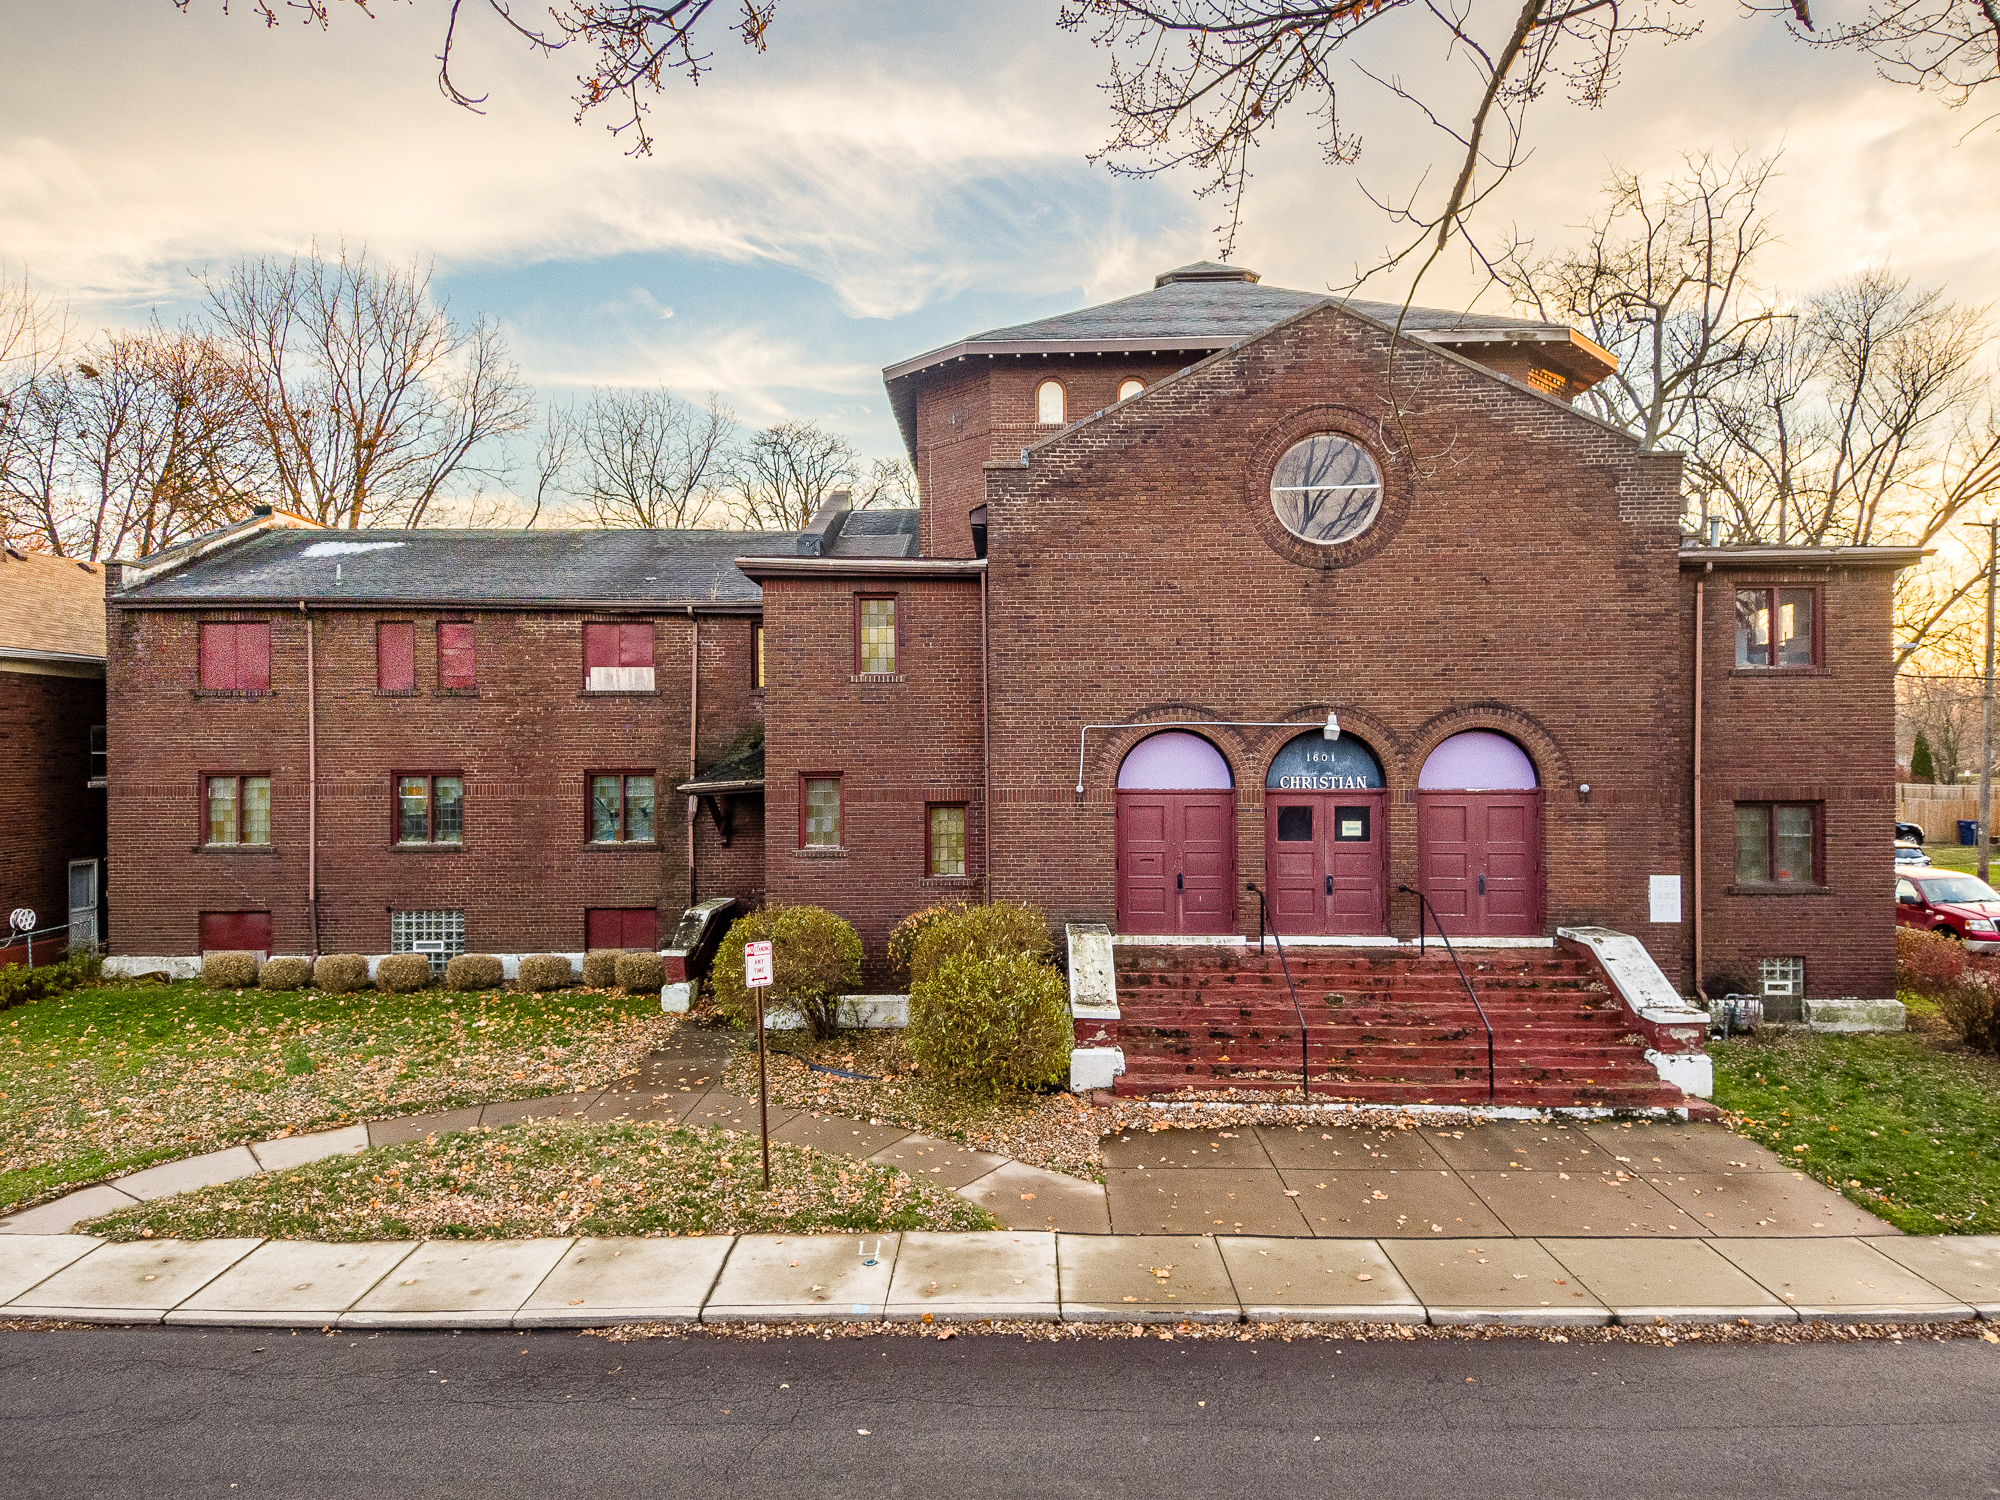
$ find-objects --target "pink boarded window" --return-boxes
[198,622,271,691]
[583,622,655,690]
[377,622,415,691]
[438,623,476,688]
[1418,731,1538,791]
[1116,731,1233,790]
[586,907,658,950]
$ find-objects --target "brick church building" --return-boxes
[100,262,1912,1100]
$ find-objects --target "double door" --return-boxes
[1263,791,1388,935]
[1115,791,1237,935]
[1416,791,1543,937]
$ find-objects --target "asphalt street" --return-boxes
[3,1326,1997,1498]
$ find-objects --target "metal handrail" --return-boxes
[1244,883,1311,1104]
[1397,884,1496,1102]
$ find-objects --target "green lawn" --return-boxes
[1710,1027,2000,1233]
[79,1117,999,1242]
[1,980,678,1215]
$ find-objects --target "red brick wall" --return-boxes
[759,576,985,981]
[968,304,1699,979]
[1691,563,1898,1004]
[0,668,106,956]
[106,604,764,957]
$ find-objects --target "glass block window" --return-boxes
[857,597,896,675]
[391,909,465,975]
[207,775,271,845]
[803,777,841,847]
[928,804,966,877]
[590,774,656,842]
[1759,956,1805,1000]
[397,774,464,844]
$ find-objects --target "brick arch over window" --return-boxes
[1406,706,1574,797]
[1241,402,1410,572]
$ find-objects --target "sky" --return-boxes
[3,0,1997,474]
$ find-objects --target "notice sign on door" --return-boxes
[744,940,774,988]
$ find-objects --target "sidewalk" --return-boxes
[2,1229,1995,1329]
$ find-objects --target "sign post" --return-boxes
[744,939,775,1189]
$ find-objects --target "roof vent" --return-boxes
[1155,261,1261,287]
[251,504,273,517]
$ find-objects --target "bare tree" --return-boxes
[201,242,534,529]
[0,266,70,549]
[1496,150,1784,451]
[727,418,858,529]
[1901,670,1983,784]
[569,386,735,527]
[852,455,917,509]
[1772,0,2000,123]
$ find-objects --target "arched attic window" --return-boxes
[1036,380,1066,425]
[1118,378,1145,402]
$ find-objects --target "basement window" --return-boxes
[391,909,465,975]
[1759,956,1805,1001]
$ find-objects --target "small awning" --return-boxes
[678,735,765,796]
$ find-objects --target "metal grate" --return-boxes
[391,909,465,975]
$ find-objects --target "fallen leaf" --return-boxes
[1355,1273,1373,1282]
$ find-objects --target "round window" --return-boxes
[1270,434,1382,545]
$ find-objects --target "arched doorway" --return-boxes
[1263,730,1388,935]
[1115,732,1237,935]
[1416,731,1544,938]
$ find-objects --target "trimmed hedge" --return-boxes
[201,951,259,989]
[710,906,863,1041]
[443,953,504,992]
[257,956,313,991]
[313,953,369,994]
[375,953,434,993]
[905,901,1053,988]
[518,954,575,992]
[887,902,971,986]
[581,950,625,989]
[615,951,666,991]
[907,951,1071,1096]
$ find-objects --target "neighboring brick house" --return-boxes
[0,548,109,965]
[103,260,1911,1021]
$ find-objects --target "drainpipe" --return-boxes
[688,607,699,907]
[1693,571,1706,1003]
[300,601,319,957]
[981,565,991,899]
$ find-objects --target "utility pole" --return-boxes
[1978,522,1999,884]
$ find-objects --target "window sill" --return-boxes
[191,689,275,700]
[87,777,106,790]
[1728,666,1826,678]
[795,845,848,859]
[391,842,466,853]
[1724,883,1834,896]
[851,673,905,684]
[194,844,277,855]
[434,688,480,698]
[584,841,660,851]
[374,688,423,698]
[579,689,661,698]
[920,874,977,886]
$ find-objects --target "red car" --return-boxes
[1896,868,2000,953]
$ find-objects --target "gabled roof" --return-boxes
[114,527,802,610]
[0,548,108,660]
[881,262,1611,458]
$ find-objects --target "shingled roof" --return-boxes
[115,527,801,610]
[0,548,108,660]
[880,261,1604,458]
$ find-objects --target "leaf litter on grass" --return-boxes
[2,981,681,1214]
[78,1117,1001,1241]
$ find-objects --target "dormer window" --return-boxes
[1036,380,1066,425]
[1118,378,1144,402]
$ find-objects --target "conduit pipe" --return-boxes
[1693,572,1706,1003]
[981,565,991,898]
[300,601,319,957]
[688,606,699,904]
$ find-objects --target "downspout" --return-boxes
[688,606,699,907]
[1693,571,1706,1003]
[300,601,319,957]
[981,566,991,899]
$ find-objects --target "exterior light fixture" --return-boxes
[1323,711,1340,740]
[1578,783,1591,804]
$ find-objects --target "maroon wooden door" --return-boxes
[1416,792,1543,938]
[1265,793,1387,935]
[1116,791,1238,935]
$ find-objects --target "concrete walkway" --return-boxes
[1,1229,1994,1329]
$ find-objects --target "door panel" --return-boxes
[1417,791,1544,937]
[1118,791,1238,935]
[1263,792,1387,936]
[1326,795,1387,934]
[199,910,272,956]
[1266,798,1326,932]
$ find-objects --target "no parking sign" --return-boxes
[744,940,773,988]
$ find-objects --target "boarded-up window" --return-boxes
[377,621,415,690]
[200,910,272,956]
[586,908,659,950]
[199,622,271,691]
[438,622,476,688]
[583,622,655,691]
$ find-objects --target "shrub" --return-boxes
[1897,925,1966,997]
[906,901,1053,988]
[443,953,504,992]
[1937,975,2000,1053]
[313,953,369,994]
[887,902,971,986]
[0,952,99,1011]
[710,906,863,1041]
[580,950,625,989]
[517,954,575,992]
[375,953,434,993]
[907,951,1072,1096]
[201,951,259,989]
[615,951,666,991]
[258,956,313,991]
